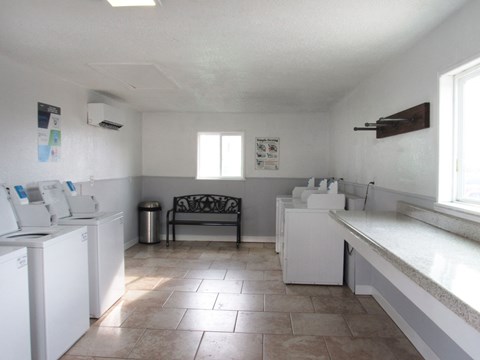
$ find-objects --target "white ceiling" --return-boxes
[0,0,469,113]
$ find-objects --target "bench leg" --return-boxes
[172,224,176,242]
[166,222,170,247]
[236,225,241,249]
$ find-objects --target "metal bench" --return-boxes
[166,194,242,248]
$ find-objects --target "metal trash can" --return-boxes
[138,201,162,244]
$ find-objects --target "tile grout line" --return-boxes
[192,330,206,360]
[322,336,334,360]
[233,310,240,333]
[341,313,355,337]
[125,327,147,359]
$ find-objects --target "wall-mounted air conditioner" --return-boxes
[87,103,125,130]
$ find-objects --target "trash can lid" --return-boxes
[138,201,162,211]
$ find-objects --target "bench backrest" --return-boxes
[173,194,241,214]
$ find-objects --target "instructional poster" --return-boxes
[38,102,61,162]
[255,137,279,170]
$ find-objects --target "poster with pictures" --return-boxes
[37,102,61,162]
[255,137,279,170]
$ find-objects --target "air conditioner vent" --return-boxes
[87,103,125,130]
[99,120,123,130]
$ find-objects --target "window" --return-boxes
[197,132,244,180]
[454,66,480,204]
[438,59,480,219]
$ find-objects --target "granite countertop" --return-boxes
[330,210,480,331]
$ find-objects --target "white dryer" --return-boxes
[0,246,31,360]
[36,180,125,318]
[0,185,89,360]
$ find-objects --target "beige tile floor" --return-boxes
[63,241,423,360]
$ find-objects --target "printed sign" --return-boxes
[255,137,279,170]
[38,102,61,162]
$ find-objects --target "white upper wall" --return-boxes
[142,112,330,178]
[329,0,480,198]
[0,54,142,185]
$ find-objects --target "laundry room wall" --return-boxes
[328,2,479,358]
[0,54,143,246]
[329,0,480,210]
[142,112,331,240]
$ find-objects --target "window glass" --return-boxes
[221,135,242,177]
[197,134,220,178]
[456,68,480,204]
[197,132,244,180]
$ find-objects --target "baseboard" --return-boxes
[158,234,275,243]
[124,237,139,250]
[371,288,439,360]
[241,236,275,243]
[355,285,373,295]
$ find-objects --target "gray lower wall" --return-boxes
[76,176,143,247]
[141,176,311,238]
[371,269,470,359]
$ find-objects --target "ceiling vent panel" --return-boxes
[88,63,178,90]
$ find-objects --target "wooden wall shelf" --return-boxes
[354,103,430,139]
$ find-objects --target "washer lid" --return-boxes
[58,211,123,225]
[0,246,26,265]
[0,185,20,237]
[37,180,71,219]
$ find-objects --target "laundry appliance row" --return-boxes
[0,179,125,360]
[275,179,363,285]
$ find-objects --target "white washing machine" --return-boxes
[0,246,31,360]
[282,193,346,285]
[275,195,292,253]
[0,185,89,360]
[36,180,125,318]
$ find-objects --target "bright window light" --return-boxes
[437,58,480,219]
[455,67,480,204]
[197,132,244,180]
[107,0,156,7]
[198,134,221,179]
[222,135,242,177]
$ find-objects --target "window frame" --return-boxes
[453,64,480,205]
[196,131,245,181]
[436,58,480,221]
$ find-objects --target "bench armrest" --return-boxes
[166,208,174,221]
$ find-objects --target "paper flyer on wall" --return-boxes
[38,102,61,162]
[255,137,279,170]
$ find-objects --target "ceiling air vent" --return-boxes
[87,103,125,130]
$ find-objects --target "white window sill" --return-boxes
[196,177,245,181]
[434,201,480,223]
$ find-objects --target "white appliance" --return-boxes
[275,186,315,254]
[282,193,346,284]
[87,102,125,130]
[0,185,89,360]
[35,180,125,318]
[0,246,31,360]
[275,195,293,253]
